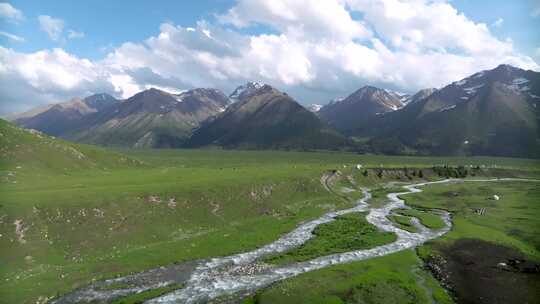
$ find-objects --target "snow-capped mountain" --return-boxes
[9,64,539,157]
[318,86,404,132]
[188,84,346,149]
[229,81,264,103]
[360,64,540,157]
[385,89,411,105]
[404,88,437,105]
[308,104,323,112]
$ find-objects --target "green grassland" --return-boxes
[244,250,453,304]
[0,156,354,303]
[247,180,540,303]
[406,180,540,259]
[395,208,446,230]
[264,213,396,265]
[1,119,540,303]
[388,214,418,233]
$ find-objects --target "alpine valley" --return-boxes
[4,2,540,304]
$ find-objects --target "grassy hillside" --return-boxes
[0,119,141,175]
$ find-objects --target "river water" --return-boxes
[53,178,535,304]
[147,179,454,303]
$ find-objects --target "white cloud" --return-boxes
[0,3,23,22]
[67,30,85,39]
[493,17,504,28]
[0,47,115,114]
[218,0,371,42]
[38,15,64,41]
[345,0,513,56]
[0,31,24,42]
[1,0,539,115]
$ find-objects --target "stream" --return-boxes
[52,178,534,304]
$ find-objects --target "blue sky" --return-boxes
[2,0,537,60]
[451,0,540,58]
[1,0,539,114]
[1,0,269,59]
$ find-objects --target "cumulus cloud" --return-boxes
[1,0,539,115]
[0,47,115,114]
[218,0,371,42]
[0,31,24,42]
[345,0,514,56]
[38,15,65,41]
[0,3,23,22]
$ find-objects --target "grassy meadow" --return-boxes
[1,124,539,304]
[245,179,540,303]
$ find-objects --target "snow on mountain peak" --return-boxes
[512,78,529,85]
[328,97,344,105]
[229,81,265,102]
[308,104,323,112]
[454,79,468,86]
[463,84,485,95]
[505,78,531,94]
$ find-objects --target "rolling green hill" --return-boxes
[0,119,140,175]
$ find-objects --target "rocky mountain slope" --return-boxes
[11,88,231,148]
[228,81,264,103]
[363,64,540,157]
[188,84,347,149]
[12,93,119,136]
[318,86,405,133]
[66,88,230,148]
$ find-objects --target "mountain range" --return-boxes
[13,88,230,148]
[357,64,540,157]
[7,64,540,157]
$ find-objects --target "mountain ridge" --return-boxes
[362,64,540,157]
[318,85,405,133]
[9,64,540,157]
[188,84,348,149]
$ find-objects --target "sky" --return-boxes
[1,0,539,115]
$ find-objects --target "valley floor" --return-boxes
[245,179,540,304]
[0,149,539,304]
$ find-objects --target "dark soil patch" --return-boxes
[427,239,540,304]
